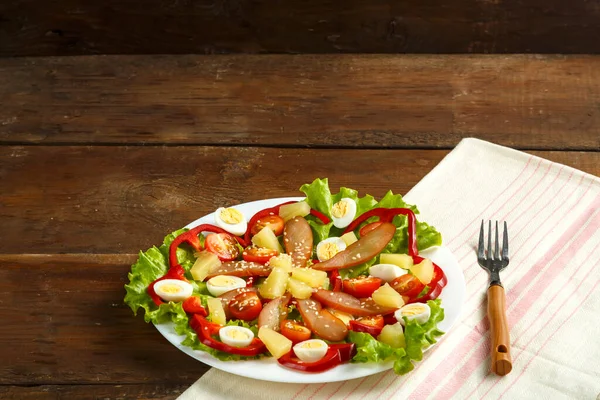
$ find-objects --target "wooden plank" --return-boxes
[0,0,599,56]
[0,383,188,400]
[0,146,598,255]
[0,55,599,150]
[0,254,208,385]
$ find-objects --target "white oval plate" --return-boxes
[154,197,466,383]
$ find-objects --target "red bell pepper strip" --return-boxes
[189,315,267,356]
[277,343,356,372]
[147,264,187,306]
[168,224,248,269]
[243,201,297,244]
[330,269,342,292]
[349,317,384,337]
[342,209,389,234]
[330,343,356,361]
[407,282,444,304]
[310,209,331,224]
[182,296,208,316]
[405,255,447,303]
[380,208,418,257]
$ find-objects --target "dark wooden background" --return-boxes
[1,1,599,399]
[1,0,600,57]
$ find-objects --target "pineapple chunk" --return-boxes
[258,327,293,359]
[259,266,289,299]
[340,231,358,246]
[190,251,221,281]
[379,253,413,270]
[411,258,434,285]
[207,297,226,325]
[279,201,311,222]
[372,283,405,308]
[268,253,293,273]
[377,323,406,348]
[252,226,284,253]
[287,277,313,299]
[291,268,328,288]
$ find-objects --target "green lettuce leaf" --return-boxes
[124,228,190,321]
[300,178,333,215]
[347,299,445,375]
[402,299,445,362]
[301,178,380,241]
[348,331,402,363]
[301,178,442,255]
[340,257,377,279]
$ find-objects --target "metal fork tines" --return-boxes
[477,220,509,287]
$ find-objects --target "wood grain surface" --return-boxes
[0,383,189,400]
[1,0,600,56]
[0,254,207,386]
[0,55,599,150]
[1,146,598,255]
[1,53,599,400]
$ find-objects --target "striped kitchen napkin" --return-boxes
[179,138,600,400]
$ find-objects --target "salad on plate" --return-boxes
[125,178,447,375]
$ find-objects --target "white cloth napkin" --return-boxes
[179,138,600,400]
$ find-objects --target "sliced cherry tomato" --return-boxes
[280,319,312,343]
[359,221,383,237]
[251,215,285,236]
[182,296,208,316]
[218,287,258,319]
[312,289,397,317]
[169,224,249,268]
[205,233,241,261]
[206,260,272,279]
[296,299,348,342]
[342,277,382,298]
[390,274,425,298]
[242,247,278,264]
[283,216,313,268]
[229,291,263,321]
[312,223,396,271]
[244,201,296,244]
[349,315,384,336]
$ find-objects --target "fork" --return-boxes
[477,220,513,376]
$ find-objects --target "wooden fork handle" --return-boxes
[487,284,512,376]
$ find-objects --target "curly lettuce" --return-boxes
[300,178,442,259]
[348,299,445,375]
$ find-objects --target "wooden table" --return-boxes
[0,54,598,399]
